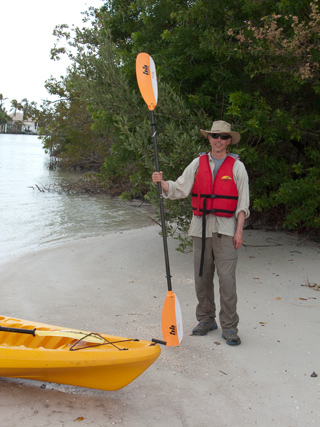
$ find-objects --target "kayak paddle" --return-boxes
[136,52,183,347]
[0,325,105,344]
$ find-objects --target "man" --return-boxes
[152,120,249,346]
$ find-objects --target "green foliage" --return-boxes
[225,86,320,232]
[224,1,320,233]
[102,0,253,115]
[37,72,108,171]
[275,174,320,229]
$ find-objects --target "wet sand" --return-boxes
[1,226,319,426]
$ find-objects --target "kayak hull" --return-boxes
[0,316,161,391]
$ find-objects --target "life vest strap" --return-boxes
[191,193,238,200]
[192,207,235,214]
[202,208,235,214]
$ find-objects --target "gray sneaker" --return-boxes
[192,321,217,336]
[222,331,241,345]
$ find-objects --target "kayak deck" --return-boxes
[0,316,161,391]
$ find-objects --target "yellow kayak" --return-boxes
[0,315,161,391]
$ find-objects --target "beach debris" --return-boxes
[311,371,318,378]
[276,297,282,300]
[301,280,320,291]
[259,322,268,326]
[74,416,84,422]
[244,238,282,248]
[214,341,221,345]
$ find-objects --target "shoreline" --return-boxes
[0,196,156,268]
[1,226,320,426]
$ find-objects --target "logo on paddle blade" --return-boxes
[169,325,176,335]
[142,64,149,75]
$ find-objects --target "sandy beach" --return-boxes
[1,226,319,426]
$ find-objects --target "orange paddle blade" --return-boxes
[136,52,158,111]
[162,291,183,347]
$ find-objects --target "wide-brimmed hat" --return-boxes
[200,120,241,145]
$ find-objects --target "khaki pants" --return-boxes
[193,234,239,334]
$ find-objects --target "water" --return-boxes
[0,134,154,264]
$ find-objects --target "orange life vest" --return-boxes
[191,153,238,217]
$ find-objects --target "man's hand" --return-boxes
[152,171,169,192]
[152,171,163,184]
[233,229,243,250]
[233,210,246,249]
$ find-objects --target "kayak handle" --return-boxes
[152,338,167,346]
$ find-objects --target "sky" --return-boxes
[0,0,104,111]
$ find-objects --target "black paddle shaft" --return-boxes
[0,325,36,335]
[150,110,172,292]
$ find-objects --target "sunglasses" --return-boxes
[209,133,231,140]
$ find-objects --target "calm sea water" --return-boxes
[0,134,154,264]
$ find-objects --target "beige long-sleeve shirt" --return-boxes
[163,153,250,238]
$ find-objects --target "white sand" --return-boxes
[1,226,319,426]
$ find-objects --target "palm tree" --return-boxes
[0,93,8,108]
[10,99,23,117]
[0,94,10,132]
[21,98,29,120]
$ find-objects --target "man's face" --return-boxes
[208,133,231,156]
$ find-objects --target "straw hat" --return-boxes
[200,120,241,145]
